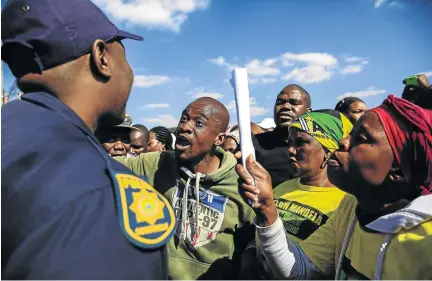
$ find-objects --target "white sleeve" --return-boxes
[256,217,323,279]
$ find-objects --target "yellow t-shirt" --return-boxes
[273,178,346,243]
[300,195,432,279]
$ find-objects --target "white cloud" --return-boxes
[185,87,224,100]
[374,0,387,8]
[208,56,239,69]
[248,96,257,105]
[281,52,337,66]
[388,1,403,9]
[260,77,278,84]
[209,56,279,85]
[210,52,368,85]
[143,114,178,127]
[340,65,363,74]
[280,52,338,84]
[340,63,366,74]
[344,56,366,63]
[134,75,171,88]
[249,77,278,85]
[340,58,369,74]
[141,103,170,108]
[225,97,256,112]
[282,65,334,84]
[191,92,224,99]
[208,56,226,66]
[185,87,204,95]
[224,97,267,117]
[224,100,236,111]
[245,58,280,76]
[93,0,209,32]
[250,106,267,117]
[337,86,386,100]
[374,0,402,9]
[421,71,432,78]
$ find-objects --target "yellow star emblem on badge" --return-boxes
[129,189,165,225]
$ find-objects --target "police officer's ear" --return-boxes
[90,39,112,80]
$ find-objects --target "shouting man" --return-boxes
[117,97,254,279]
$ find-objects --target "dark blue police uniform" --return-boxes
[1,92,175,279]
[1,0,175,277]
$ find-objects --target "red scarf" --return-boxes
[371,95,432,195]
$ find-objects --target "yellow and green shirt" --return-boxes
[300,195,432,279]
[273,178,346,243]
[254,178,346,279]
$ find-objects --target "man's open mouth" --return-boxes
[175,135,191,150]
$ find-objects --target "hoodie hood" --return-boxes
[335,194,432,280]
[365,194,432,233]
[179,146,237,184]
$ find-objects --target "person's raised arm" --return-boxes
[235,154,323,279]
[116,153,147,176]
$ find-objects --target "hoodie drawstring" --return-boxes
[335,215,393,280]
[195,173,202,234]
[182,177,191,234]
[180,167,205,236]
[374,234,392,280]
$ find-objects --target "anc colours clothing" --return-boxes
[273,178,346,243]
[290,110,353,153]
[299,194,432,279]
[117,147,255,280]
[256,179,346,278]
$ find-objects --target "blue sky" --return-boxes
[2,0,431,128]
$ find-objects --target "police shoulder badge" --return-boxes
[111,173,176,249]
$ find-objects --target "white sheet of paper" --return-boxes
[230,68,256,196]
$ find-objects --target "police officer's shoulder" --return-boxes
[3,99,112,206]
[4,100,176,251]
[109,153,176,249]
[2,107,170,278]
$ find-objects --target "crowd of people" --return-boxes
[2,0,431,280]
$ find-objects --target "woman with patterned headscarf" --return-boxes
[238,96,432,279]
[245,109,353,279]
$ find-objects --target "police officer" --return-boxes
[1,0,175,279]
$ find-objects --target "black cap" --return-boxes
[2,0,143,78]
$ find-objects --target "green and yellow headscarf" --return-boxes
[290,109,353,153]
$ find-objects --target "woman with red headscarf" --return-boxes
[237,95,432,279]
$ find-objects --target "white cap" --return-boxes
[227,129,240,144]
[258,118,276,129]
